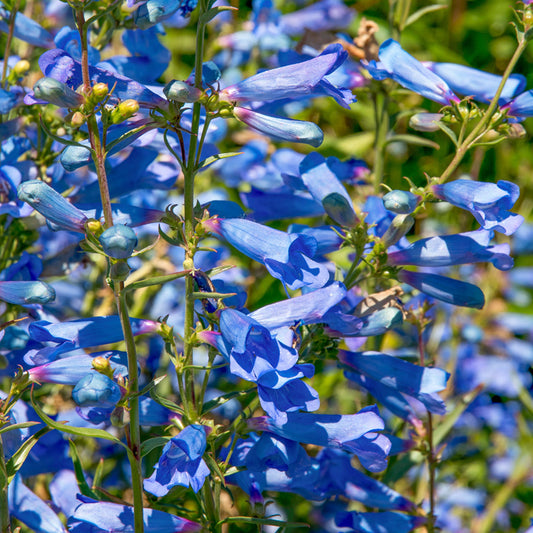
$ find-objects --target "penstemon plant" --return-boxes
[1,0,533,532]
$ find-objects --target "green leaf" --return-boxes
[131,375,167,399]
[0,421,40,435]
[219,517,309,528]
[124,270,191,292]
[192,291,237,300]
[404,4,447,27]
[201,389,255,416]
[436,121,459,146]
[198,151,243,170]
[141,436,170,458]
[385,134,440,150]
[105,123,154,154]
[203,453,228,487]
[31,395,129,453]
[6,427,51,482]
[40,117,93,150]
[69,440,100,499]
[149,389,185,416]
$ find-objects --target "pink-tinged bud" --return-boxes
[409,112,443,132]
[163,80,202,103]
[33,77,84,108]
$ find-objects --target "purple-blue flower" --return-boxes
[68,495,202,532]
[206,217,330,290]
[388,230,513,271]
[364,39,460,105]
[250,406,390,472]
[220,44,354,109]
[432,179,523,235]
[0,280,55,305]
[144,424,210,495]
[335,510,425,533]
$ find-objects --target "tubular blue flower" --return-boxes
[218,309,298,381]
[220,44,354,109]
[425,62,526,104]
[134,0,198,29]
[0,280,55,305]
[144,425,210,495]
[363,39,460,105]
[316,448,416,510]
[28,351,129,385]
[33,49,167,109]
[206,218,330,290]
[0,3,53,47]
[248,281,347,329]
[397,270,485,309]
[388,230,514,271]
[68,495,202,532]
[72,372,122,408]
[225,433,321,501]
[300,152,357,226]
[250,406,390,472]
[233,107,324,147]
[335,510,426,533]
[323,306,404,338]
[279,0,355,35]
[18,179,88,232]
[503,89,533,117]
[339,350,449,417]
[432,179,523,235]
[27,316,158,363]
[8,474,66,533]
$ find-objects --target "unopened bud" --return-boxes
[99,224,138,259]
[109,99,140,124]
[206,93,220,111]
[382,214,415,248]
[409,112,443,132]
[71,111,85,127]
[86,218,103,236]
[33,77,84,108]
[164,80,202,103]
[92,356,114,378]
[92,82,109,102]
[13,59,30,77]
[110,261,131,281]
[383,190,419,214]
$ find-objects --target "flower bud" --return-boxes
[18,179,88,232]
[163,80,202,103]
[92,356,114,378]
[99,224,138,259]
[91,82,109,102]
[382,214,414,247]
[72,373,122,408]
[33,77,84,108]
[409,112,443,132]
[110,261,131,281]
[109,99,140,125]
[71,111,85,127]
[13,59,30,77]
[383,190,419,214]
[0,280,56,305]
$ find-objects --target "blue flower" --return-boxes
[134,0,198,29]
[432,179,523,235]
[72,373,123,409]
[335,510,426,533]
[0,280,55,305]
[207,217,330,289]
[68,495,202,532]
[364,39,459,105]
[425,62,526,104]
[397,270,485,309]
[388,230,514,271]
[144,425,210,495]
[0,3,53,47]
[221,44,354,109]
[250,406,390,472]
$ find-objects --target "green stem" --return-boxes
[117,288,144,533]
[372,91,389,194]
[439,36,528,183]
[0,435,11,533]
[418,329,436,533]
[1,0,20,89]
[181,11,208,420]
